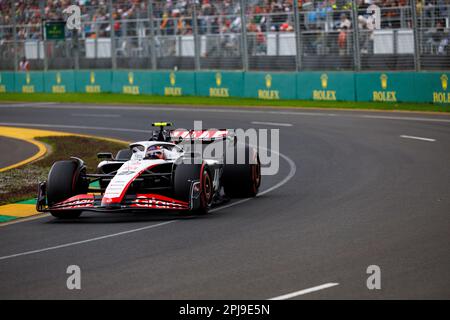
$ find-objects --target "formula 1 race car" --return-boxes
[36,122,261,218]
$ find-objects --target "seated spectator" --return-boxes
[339,13,351,30]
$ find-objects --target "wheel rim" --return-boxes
[252,160,261,192]
[203,171,212,204]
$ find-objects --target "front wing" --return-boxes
[40,193,191,212]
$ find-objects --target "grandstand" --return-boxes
[0,0,449,71]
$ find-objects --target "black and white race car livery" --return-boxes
[37,122,261,218]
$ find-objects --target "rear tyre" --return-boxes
[173,162,213,215]
[115,148,132,160]
[47,160,86,219]
[222,145,261,198]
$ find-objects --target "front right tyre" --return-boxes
[173,162,213,215]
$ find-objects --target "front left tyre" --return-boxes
[47,160,87,219]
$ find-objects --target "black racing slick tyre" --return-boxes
[115,148,132,161]
[47,160,86,219]
[173,162,213,215]
[222,145,261,198]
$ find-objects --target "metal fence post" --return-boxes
[351,0,361,71]
[40,1,47,71]
[148,0,157,70]
[293,0,302,71]
[410,0,421,71]
[73,29,80,70]
[192,0,201,70]
[11,0,18,72]
[93,1,98,62]
[108,0,117,69]
[70,0,80,70]
[239,0,248,71]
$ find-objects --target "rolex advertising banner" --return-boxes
[355,72,416,103]
[5,70,449,106]
[75,70,112,93]
[414,72,450,104]
[244,72,297,100]
[297,72,355,101]
[0,72,15,93]
[152,71,196,96]
[15,72,44,93]
[44,71,75,93]
[112,71,152,95]
[195,71,244,98]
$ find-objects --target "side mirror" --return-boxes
[97,152,113,160]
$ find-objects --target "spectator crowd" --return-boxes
[0,0,448,61]
[1,1,448,37]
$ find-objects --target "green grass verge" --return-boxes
[0,136,128,205]
[0,93,449,113]
[0,215,17,222]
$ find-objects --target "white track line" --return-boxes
[360,115,450,123]
[0,221,175,261]
[210,146,297,213]
[268,283,340,300]
[400,135,436,142]
[251,121,293,127]
[2,103,450,123]
[0,104,338,117]
[0,122,149,133]
[71,113,121,118]
[0,102,57,107]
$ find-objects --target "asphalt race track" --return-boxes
[0,103,449,299]
[0,136,38,168]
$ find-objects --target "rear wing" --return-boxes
[169,129,235,143]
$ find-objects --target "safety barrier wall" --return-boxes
[297,72,356,102]
[112,71,152,95]
[44,70,76,93]
[0,72,15,93]
[195,72,244,98]
[0,70,449,105]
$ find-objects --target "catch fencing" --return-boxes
[0,1,449,72]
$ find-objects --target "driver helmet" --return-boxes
[146,145,166,160]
